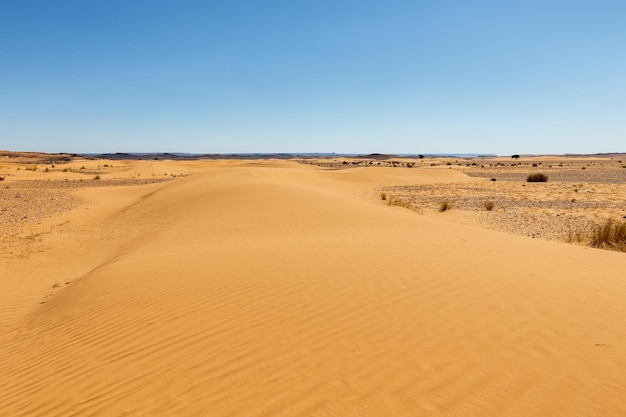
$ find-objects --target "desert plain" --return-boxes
[1,151,626,416]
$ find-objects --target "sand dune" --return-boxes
[1,161,626,416]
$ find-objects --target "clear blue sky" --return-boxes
[1,1,625,155]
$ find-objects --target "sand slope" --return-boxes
[1,162,626,416]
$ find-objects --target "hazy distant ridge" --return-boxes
[80,152,498,160]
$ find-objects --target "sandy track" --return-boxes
[1,162,626,416]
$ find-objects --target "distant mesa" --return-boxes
[80,152,501,161]
[358,153,393,160]
[82,152,334,161]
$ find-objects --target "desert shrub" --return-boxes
[0,177,4,181]
[526,173,548,182]
[387,196,412,209]
[93,175,101,180]
[566,230,586,244]
[532,163,538,167]
[439,200,450,212]
[589,219,626,251]
[379,192,387,201]
[484,200,494,211]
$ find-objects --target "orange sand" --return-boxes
[1,159,626,416]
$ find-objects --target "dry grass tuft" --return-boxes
[566,230,586,244]
[439,200,450,212]
[387,195,412,209]
[589,219,626,251]
[526,173,548,182]
[379,191,424,214]
[484,200,494,211]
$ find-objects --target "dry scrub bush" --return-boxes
[526,173,548,182]
[589,219,626,251]
[484,200,494,211]
[439,200,450,212]
[387,196,412,209]
[566,230,586,244]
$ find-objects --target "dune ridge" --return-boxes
[1,161,626,416]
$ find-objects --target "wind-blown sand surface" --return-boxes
[1,158,626,416]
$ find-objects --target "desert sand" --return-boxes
[1,153,626,416]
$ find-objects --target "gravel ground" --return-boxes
[463,166,626,184]
[382,173,626,242]
[0,178,171,237]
